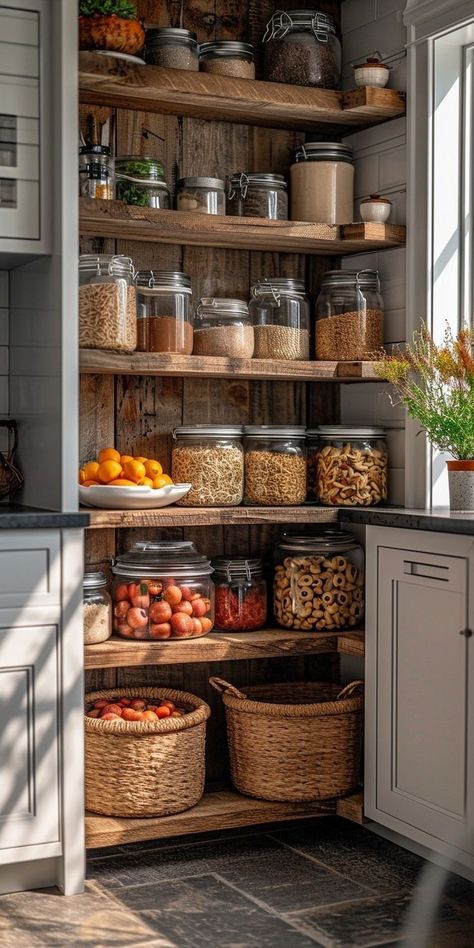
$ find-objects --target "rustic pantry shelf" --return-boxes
[84,505,339,529]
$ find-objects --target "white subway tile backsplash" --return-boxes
[10,308,59,347]
[10,346,59,376]
[0,347,8,375]
[0,309,8,346]
[0,272,8,308]
[379,145,407,189]
[0,377,8,414]
[10,376,60,415]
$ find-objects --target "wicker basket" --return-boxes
[210,678,363,803]
[85,687,211,817]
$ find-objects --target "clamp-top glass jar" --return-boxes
[83,571,112,645]
[227,173,288,220]
[172,425,244,507]
[212,557,267,631]
[315,269,384,361]
[176,177,225,215]
[263,9,341,89]
[135,270,193,354]
[115,156,170,208]
[290,142,354,224]
[144,27,199,71]
[311,425,388,506]
[193,298,254,358]
[243,425,307,506]
[79,145,114,200]
[249,278,310,360]
[79,254,137,352]
[199,41,255,79]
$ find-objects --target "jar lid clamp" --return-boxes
[263,9,335,43]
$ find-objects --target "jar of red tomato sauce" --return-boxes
[212,557,267,632]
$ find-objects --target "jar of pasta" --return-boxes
[315,269,384,361]
[249,278,310,360]
[172,425,244,507]
[273,530,364,631]
[79,254,137,352]
[312,426,388,506]
[227,173,288,220]
[212,557,267,632]
[243,425,307,506]
[135,270,193,354]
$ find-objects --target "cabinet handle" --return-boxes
[460,628,473,638]
[403,560,449,581]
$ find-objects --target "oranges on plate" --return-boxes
[79,449,174,489]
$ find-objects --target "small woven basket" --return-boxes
[85,687,211,818]
[0,421,23,498]
[210,678,363,803]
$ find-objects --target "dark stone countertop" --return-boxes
[340,507,474,536]
[0,504,89,529]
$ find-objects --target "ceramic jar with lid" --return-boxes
[227,173,288,220]
[354,57,389,88]
[135,270,193,354]
[79,145,114,200]
[83,571,112,645]
[144,27,199,70]
[212,557,267,631]
[360,194,392,223]
[315,269,384,361]
[176,177,225,215]
[249,278,310,360]
[310,425,388,506]
[172,425,244,507]
[243,425,307,506]
[199,41,255,79]
[193,298,254,358]
[115,156,170,208]
[262,9,341,89]
[79,254,137,352]
[290,142,354,224]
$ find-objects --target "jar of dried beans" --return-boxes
[227,173,288,220]
[144,27,199,71]
[212,557,267,632]
[273,530,364,631]
[311,426,388,506]
[193,298,254,358]
[135,270,193,354]
[79,254,137,352]
[176,177,225,215]
[172,425,244,507]
[83,571,112,645]
[290,142,354,225]
[262,9,341,89]
[249,278,310,360]
[243,425,307,506]
[315,269,384,361]
[199,41,255,79]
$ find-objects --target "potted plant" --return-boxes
[375,323,474,511]
[79,0,145,57]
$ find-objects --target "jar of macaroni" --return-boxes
[312,426,388,506]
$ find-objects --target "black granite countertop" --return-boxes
[0,504,89,528]
[341,507,474,536]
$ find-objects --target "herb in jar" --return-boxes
[115,157,169,208]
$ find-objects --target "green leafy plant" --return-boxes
[374,323,474,460]
[116,158,165,206]
[79,0,137,19]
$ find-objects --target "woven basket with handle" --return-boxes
[85,687,210,818]
[0,421,23,498]
[210,678,364,803]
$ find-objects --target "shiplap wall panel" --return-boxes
[0,272,8,420]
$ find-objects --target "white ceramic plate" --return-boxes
[79,484,192,510]
[92,50,146,65]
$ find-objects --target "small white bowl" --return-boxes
[354,63,390,89]
[79,483,192,510]
[360,195,392,224]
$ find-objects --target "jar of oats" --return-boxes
[199,41,255,79]
[243,425,307,506]
[315,269,384,361]
[172,425,244,507]
[249,278,310,360]
[193,298,254,358]
[83,571,112,645]
[312,426,388,506]
[79,254,137,352]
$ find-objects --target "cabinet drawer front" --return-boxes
[0,7,38,46]
[0,531,60,607]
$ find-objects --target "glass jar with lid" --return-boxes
[311,425,388,506]
[249,278,310,360]
[290,142,354,224]
[79,145,114,200]
[83,571,112,645]
[135,270,193,354]
[274,530,364,630]
[315,269,384,361]
[79,254,137,352]
[227,173,288,220]
[199,41,255,79]
[111,541,214,641]
[212,557,267,631]
[243,425,307,506]
[144,27,199,70]
[262,9,341,89]
[176,177,225,215]
[193,298,254,358]
[115,156,170,208]
[172,425,244,507]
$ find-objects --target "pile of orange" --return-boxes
[79,448,174,489]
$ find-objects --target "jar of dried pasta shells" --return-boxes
[172,425,244,507]
[243,425,307,506]
[273,530,365,631]
[311,426,388,506]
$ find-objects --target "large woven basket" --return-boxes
[85,687,211,818]
[210,678,363,802]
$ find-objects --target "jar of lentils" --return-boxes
[243,425,307,506]
[199,41,255,79]
[144,27,199,70]
[312,425,388,506]
[135,270,193,354]
[212,557,267,632]
[249,278,310,360]
[262,9,341,89]
[315,269,384,361]
[227,173,288,220]
[172,425,244,507]
[79,254,137,352]
[193,298,254,358]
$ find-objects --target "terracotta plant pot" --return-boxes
[79,14,145,56]
[447,460,474,511]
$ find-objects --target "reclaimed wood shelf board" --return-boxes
[79,199,406,255]
[337,632,366,658]
[79,53,405,132]
[336,790,365,824]
[84,505,339,529]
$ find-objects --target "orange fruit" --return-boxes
[145,459,163,479]
[120,454,133,466]
[98,459,123,484]
[82,479,100,487]
[78,468,86,485]
[108,478,136,486]
[134,456,148,463]
[123,459,147,483]
[153,474,174,489]
[83,461,100,481]
[137,476,154,488]
[98,447,121,464]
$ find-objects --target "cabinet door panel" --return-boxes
[0,531,60,607]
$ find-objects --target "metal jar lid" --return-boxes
[79,145,111,158]
[199,41,255,61]
[177,176,225,191]
[251,277,307,301]
[228,172,287,199]
[314,425,386,439]
[145,27,198,50]
[243,425,306,439]
[195,298,250,319]
[79,254,135,278]
[83,570,108,589]
[320,268,380,291]
[173,424,243,440]
[263,9,336,42]
[211,557,263,581]
[292,142,353,164]
[277,529,359,554]
[115,155,166,183]
[135,270,192,291]
[112,540,213,579]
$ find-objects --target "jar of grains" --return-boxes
[290,142,354,224]
[135,270,193,354]
[172,425,244,507]
[243,425,307,506]
[262,9,341,89]
[199,41,255,79]
[144,27,199,70]
[315,269,384,361]
[312,426,388,506]
[249,278,310,360]
[79,254,137,352]
[79,145,114,200]
[227,173,288,220]
[176,177,225,215]
[212,557,267,632]
[115,156,170,208]
[193,298,254,358]
[83,571,112,645]
[273,530,364,631]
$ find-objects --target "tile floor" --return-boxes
[1,817,473,947]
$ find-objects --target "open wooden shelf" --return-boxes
[84,505,339,529]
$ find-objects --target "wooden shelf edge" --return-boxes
[336,790,365,824]
[83,505,340,529]
[337,633,365,658]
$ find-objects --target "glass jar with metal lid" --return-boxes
[243,425,307,506]
[199,41,255,79]
[79,145,114,200]
[144,27,199,70]
[273,530,364,630]
[212,557,267,631]
[135,270,193,354]
[172,425,244,507]
[227,173,288,220]
[290,142,354,224]
[262,9,341,89]
[115,156,170,208]
[176,177,225,215]
[193,298,254,358]
[311,425,388,506]
[315,269,384,361]
[83,571,112,645]
[249,278,310,360]
[79,254,137,352]
[111,541,214,640]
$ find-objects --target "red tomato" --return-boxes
[114,583,129,601]
[192,618,203,636]
[170,613,193,637]
[117,623,135,638]
[156,705,171,719]
[114,600,130,619]
[127,607,148,629]
[101,712,123,720]
[149,600,172,623]
[94,699,109,709]
[200,617,213,634]
[149,622,172,639]
[130,698,146,711]
[148,581,163,596]
[179,585,193,601]
[163,584,182,606]
[191,598,207,617]
[173,600,193,616]
[122,708,143,721]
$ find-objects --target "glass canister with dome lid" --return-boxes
[310,425,388,506]
[249,278,310,360]
[273,530,364,631]
[315,269,384,361]
[262,9,341,89]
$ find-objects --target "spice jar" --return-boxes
[212,557,267,632]
[172,425,244,507]
[79,145,114,200]
[243,425,307,506]
[193,298,254,358]
[249,278,310,360]
[199,41,255,79]
[273,530,364,631]
[79,254,137,353]
[315,269,384,361]
[111,541,214,641]
[115,156,170,208]
[144,27,199,71]
[176,177,225,216]
[135,270,193,354]
[290,142,354,225]
[83,571,112,645]
[262,9,341,89]
[227,173,288,220]
[311,426,388,506]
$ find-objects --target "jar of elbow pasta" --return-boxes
[273,531,364,631]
